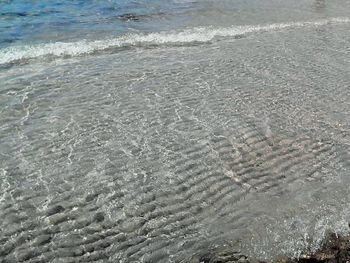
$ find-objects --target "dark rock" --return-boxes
[196,233,350,263]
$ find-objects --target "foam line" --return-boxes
[0,17,349,65]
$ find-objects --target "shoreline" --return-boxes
[198,233,350,263]
[274,233,350,263]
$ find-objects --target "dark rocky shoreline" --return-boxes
[197,233,350,263]
[275,233,350,263]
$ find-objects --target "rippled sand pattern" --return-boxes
[0,23,349,262]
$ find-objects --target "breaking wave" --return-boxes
[1,17,349,65]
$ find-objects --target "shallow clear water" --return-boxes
[0,1,350,262]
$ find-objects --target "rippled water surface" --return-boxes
[0,0,350,262]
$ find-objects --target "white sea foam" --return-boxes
[1,17,349,65]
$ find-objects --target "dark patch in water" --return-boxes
[34,235,52,246]
[118,13,145,21]
[0,10,60,18]
[118,13,163,22]
[47,205,65,216]
[94,212,105,222]
[234,34,246,39]
[85,193,99,202]
[0,12,37,17]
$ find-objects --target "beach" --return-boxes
[0,1,349,262]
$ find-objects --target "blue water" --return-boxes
[0,0,197,48]
[2,0,350,66]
